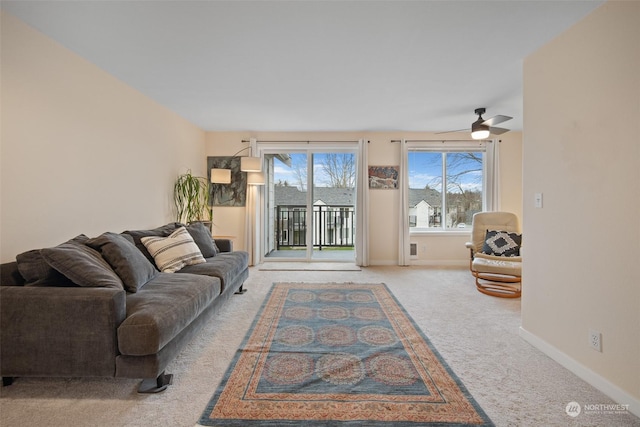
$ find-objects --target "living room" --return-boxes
[1,1,638,426]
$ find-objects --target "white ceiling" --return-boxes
[2,1,604,133]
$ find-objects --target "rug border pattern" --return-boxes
[198,282,493,426]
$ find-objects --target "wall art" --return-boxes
[368,165,399,189]
[207,156,246,206]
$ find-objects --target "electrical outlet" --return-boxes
[589,330,602,352]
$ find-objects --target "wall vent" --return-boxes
[410,243,418,257]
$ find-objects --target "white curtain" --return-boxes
[244,138,260,266]
[355,139,369,266]
[398,139,411,266]
[486,139,501,211]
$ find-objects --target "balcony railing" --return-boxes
[276,205,355,250]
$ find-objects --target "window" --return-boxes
[408,149,485,231]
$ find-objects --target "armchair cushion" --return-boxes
[481,230,522,257]
[472,255,521,276]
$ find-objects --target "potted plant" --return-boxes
[173,170,212,229]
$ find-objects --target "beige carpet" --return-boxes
[1,266,638,427]
[258,262,361,271]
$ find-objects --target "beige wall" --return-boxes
[522,0,639,410]
[206,131,522,264]
[0,12,206,262]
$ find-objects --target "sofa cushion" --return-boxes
[15,249,74,287]
[87,232,158,293]
[117,273,221,356]
[15,235,90,287]
[481,230,522,257]
[183,222,219,257]
[40,238,124,289]
[122,223,181,265]
[141,226,206,273]
[177,251,248,293]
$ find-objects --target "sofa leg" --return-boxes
[2,377,14,387]
[138,371,173,393]
[234,284,247,295]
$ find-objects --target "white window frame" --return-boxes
[405,140,497,235]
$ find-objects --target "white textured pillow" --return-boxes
[141,226,206,273]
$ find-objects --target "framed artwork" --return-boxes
[207,157,247,206]
[368,165,399,189]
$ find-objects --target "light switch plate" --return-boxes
[534,193,543,208]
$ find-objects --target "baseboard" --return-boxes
[368,260,467,267]
[368,260,397,266]
[411,260,467,267]
[519,327,640,418]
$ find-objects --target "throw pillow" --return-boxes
[141,226,206,273]
[16,249,74,287]
[481,230,522,257]
[122,223,182,264]
[184,222,219,258]
[40,237,124,289]
[87,232,158,293]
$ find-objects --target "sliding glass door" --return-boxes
[310,152,356,260]
[262,146,356,262]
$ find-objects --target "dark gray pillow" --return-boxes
[184,222,219,258]
[16,249,74,287]
[87,232,157,293]
[122,223,181,264]
[40,238,123,289]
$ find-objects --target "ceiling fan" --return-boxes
[439,108,512,140]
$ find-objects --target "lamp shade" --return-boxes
[211,168,231,184]
[471,129,490,140]
[247,171,265,186]
[471,119,490,140]
[240,156,262,172]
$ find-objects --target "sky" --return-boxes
[272,151,483,192]
[408,151,483,192]
[273,153,349,189]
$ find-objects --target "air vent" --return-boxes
[410,243,418,257]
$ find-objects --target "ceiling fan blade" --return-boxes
[489,126,510,135]
[435,128,469,135]
[482,115,512,127]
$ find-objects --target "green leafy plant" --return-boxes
[173,170,212,225]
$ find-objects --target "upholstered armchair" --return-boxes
[465,212,522,298]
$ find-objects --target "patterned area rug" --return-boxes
[197,283,493,426]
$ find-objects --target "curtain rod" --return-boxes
[242,139,360,144]
[390,139,482,143]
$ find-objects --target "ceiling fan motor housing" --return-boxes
[471,118,489,133]
[471,108,490,139]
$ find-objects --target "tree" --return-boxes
[289,153,356,189]
[445,152,482,225]
[320,153,355,188]
[290,154,307,191]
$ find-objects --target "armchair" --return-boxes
[465,212,522,298]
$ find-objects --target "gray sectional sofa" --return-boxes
[0,222,249,392]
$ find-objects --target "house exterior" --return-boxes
[273,185,478,242]
[408,188,442,228]
[273,186,355,249]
